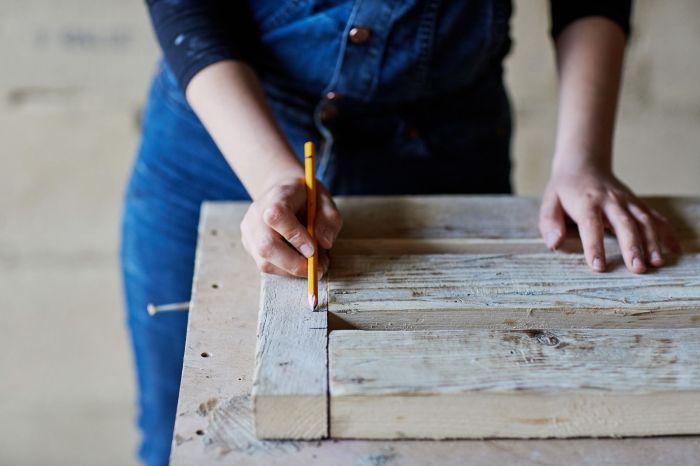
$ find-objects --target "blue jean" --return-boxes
[121,56,511,464]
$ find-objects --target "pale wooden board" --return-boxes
[335,195,700,240]
[328,253,700,330]
[171,197,700,465]
[333,237,700,256]
[251,274,328,439]
[330,328,700,439]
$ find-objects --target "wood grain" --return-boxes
[332,237,700,256]
[328,253,700,330]
[330,328,700,439]
[334,195,700,240]
[251,274,328,439]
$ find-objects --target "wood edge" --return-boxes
[253,394,328,440]
[330,391,700,440]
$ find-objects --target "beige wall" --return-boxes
[0,1,698,464]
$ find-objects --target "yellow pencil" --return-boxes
[304,141,318,310]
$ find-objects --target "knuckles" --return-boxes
[617,214,636,229]
[256,236,277,259]
[293,262,307,277]
[635,211,652,225]
[285,228,305,247]
[325,208,342,225]
[259,261,276,274]
[262,204,287,227]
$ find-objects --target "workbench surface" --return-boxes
[171,196,700,465]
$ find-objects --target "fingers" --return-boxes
[318,250,330,279]
[240,180,336,278]
[603,202,646,273]
[262,188,315,258]
[316,187,343,250]
[539,190,567,250]
[253,232,309,277]
[649,209,682,254]
[576,206,607,272]
[628,204,663,267]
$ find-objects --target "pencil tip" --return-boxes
[308,294,317,311]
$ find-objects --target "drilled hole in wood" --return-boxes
[211,283,219,289]
[196,429,205,436]
[210,229,218,236]
[201,352,211,358]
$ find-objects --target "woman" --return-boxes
[122,1,679,464]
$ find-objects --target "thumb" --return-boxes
[539,190,566,250]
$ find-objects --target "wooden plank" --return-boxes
[251,274,328,439]
[335,196,541,239]
[328,253,700,330]
[333,237,700,255]
[330,328,700,439]
[334,195,700,240]
[172,198,700,465]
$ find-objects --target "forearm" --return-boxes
[552,17,627,175]
[185,60,303,200]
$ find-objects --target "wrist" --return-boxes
[256,166,305,199]
[551,148,612,178]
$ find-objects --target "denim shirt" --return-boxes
[247,0,512,103]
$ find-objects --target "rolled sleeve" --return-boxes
[550,0,633,39]
[145,0,252,91]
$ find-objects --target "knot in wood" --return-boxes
[535,331,559,346]
[522,329,560,346]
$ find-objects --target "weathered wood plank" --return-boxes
[334,195,700,240]
[332,237,700,256]
[328,253,700,330]
[335,196,541,239]
[251,274,328,439]
[330,328,700,439]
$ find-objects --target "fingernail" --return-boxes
[632,256,643,269]
[650,250,663,265]
[300,244,314,258]
[546,231,560,249]
[592,256,604,270]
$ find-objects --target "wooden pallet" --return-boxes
[251,196,700,440]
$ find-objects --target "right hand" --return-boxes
[240,176,342,278]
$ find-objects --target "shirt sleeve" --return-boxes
[145,0,252,92]
[549,0,633,39]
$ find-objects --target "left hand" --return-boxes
[539,167,681,273]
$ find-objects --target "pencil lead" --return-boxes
[308,293,317,311]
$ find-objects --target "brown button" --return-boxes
[405,126,420,140]
[319,103,338,123]
[348,26,371,44]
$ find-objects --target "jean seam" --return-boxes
[410,0,441,100]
